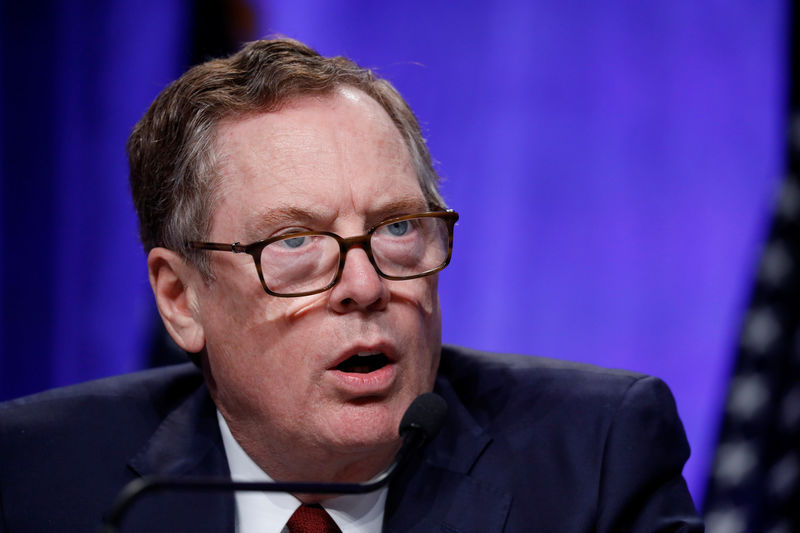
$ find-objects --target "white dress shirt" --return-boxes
[217,411,387,533]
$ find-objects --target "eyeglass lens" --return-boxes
[260,216,450,295]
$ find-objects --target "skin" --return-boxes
[148,87,442,496]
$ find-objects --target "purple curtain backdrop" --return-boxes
[0,1,788,508]
[0,2,188,395]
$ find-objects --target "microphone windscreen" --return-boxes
[399,392,448,444]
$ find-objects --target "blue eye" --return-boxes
[282,236,306,248]
[386,221,409,236]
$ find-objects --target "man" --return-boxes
[0,38,703,532]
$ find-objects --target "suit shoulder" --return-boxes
[440,344,649,395]
[432,346,699,531]
[0,363,204,433]
[438,344,671,430]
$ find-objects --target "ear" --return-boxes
[147,247,206,353]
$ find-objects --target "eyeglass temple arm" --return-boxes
[187,242,248,253]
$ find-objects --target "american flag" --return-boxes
[703,10,800,529]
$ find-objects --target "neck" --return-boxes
[219,411,400,494]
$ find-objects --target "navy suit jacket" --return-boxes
[0,346,703,532]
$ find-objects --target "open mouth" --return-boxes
[336,352,389,374]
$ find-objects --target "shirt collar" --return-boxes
[217,410,387,532]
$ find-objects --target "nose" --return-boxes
[328,246,389,313]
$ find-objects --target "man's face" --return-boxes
[193,87,442,480]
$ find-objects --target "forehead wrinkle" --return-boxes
[320,89,412,190]
[216,112,334,186]
[217,93,413,195]
[211,90,427,243]
[243,195,429,242]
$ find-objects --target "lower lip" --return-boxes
[328,363,397,395]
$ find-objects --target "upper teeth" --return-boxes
[355,351,380,357]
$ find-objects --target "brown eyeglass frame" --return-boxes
[187,209,459,298]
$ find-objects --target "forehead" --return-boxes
[211,87,425,236]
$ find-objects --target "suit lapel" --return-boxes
[129,383,228,478]
[384,376,512,533]
[124,383,234,533]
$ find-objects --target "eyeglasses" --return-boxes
[188,210,458,297]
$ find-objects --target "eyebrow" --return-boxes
[366,197,432,225]
[243,205,330,241]
[243,196,431,241]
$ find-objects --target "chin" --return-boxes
[327,399,405,451]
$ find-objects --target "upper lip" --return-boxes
[328,341,397,370]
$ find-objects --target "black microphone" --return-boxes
[101,392,447,533]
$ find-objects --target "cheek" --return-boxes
[391,277,442,377]
[204,254,301,331]
[199,269,324,382]
[198,273,278,381]
[390,275,440,323]
[201,298,315,420]
[414,278,442,378]
[264,292,328,322]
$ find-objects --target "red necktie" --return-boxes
[286,504,342,533]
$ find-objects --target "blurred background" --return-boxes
[1,1,797,530]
